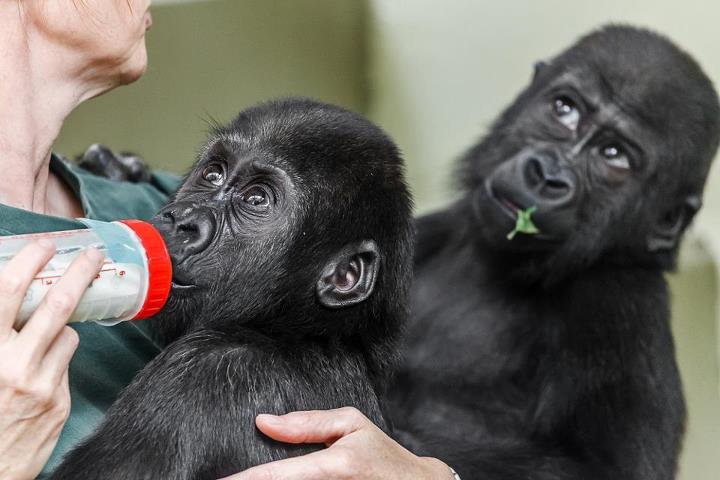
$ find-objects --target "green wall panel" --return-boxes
[55,0,368,172]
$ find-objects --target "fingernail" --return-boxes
[257,414,281,425]
[85,247,104,263]
[37,239,55,250]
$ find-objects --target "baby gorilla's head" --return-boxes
[151,98,413,345]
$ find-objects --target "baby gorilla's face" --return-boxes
[151,138,298,325]
[148,98,405,339]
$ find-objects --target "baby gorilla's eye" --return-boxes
[552,96,581,131]
[240,185,271,208]
[202,164,225,186]
[601,144,631,171]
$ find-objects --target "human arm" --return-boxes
[0,241,104,480]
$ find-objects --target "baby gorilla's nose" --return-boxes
[158,204,217,265]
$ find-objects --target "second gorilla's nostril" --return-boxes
[546,178,570,192]
[541,179,571,200]
[526,157,545,186]
[521,154,575,202]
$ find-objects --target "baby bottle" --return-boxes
[0,219,172,329]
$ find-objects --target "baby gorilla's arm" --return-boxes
[50,331,389,479]
[223,409,456,480]
[49,332,315,480]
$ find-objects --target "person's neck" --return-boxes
[0,11,108,216]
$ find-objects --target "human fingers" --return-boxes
[18,247,103,363]
[254,407,369,446]
[38,326,79,386]
[218,448,342,480]
[0,240,56,337]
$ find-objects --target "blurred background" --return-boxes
[54,1,720,477]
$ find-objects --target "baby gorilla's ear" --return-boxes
[317,240,380,308]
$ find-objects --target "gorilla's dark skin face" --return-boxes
[388,26,720,480]
[149,103,412,345]
[476,69,654,245]
[152,139,303,340]
[460,29,719,283]
[50,98,413,480]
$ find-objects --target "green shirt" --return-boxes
[0,155,180,477]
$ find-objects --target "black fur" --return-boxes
[76,144,152,183]
[388,26,720,480]
[50,98,414,479]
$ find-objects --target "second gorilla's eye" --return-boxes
[240,185,270,208]
[202,164,225,186]
[552,96,581,131]
[601,144,631,171]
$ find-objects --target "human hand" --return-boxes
[221,407,454,480]
[0,241,104,480]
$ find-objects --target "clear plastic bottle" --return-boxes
[0,219,172,329]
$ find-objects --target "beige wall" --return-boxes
[367,0,720,212]
[669,242,720,479]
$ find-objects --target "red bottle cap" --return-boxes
[118,220,173,320]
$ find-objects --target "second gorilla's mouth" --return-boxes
[485,180,561,243]
[497,193,521,215]
[486,181,525,220]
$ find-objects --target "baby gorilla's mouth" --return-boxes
[170,266,198,291]
[171,280,196,290]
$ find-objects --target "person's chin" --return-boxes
[118,45,148,85]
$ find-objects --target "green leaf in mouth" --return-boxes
[507,206,540,240]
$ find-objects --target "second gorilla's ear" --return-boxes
[532,61,549,81]
[647,195,701,252]
[317,240,380,309]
